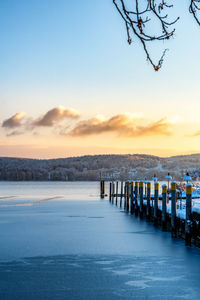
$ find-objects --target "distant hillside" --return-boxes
[0,154,200,181]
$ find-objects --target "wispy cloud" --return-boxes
[2,106,81,136]
[193,130,200,137]
[69,114,171,137]
[34,106,80,127]
[2,112,26,129]
[6,130,24,137]
[1,110,172,139]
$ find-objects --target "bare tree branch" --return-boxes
[113,0,179,71]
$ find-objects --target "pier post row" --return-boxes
[134,181,139,216]
[171,181,177,238]
[162,184,167,231]
[154,182,159,225]
[106,175,198,248]
[185,183,192,246]
[146,182,151,221]
[139,181,144,218]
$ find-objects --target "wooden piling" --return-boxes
[120,181,123,208]
[100,180,105,198]
[115,181,118,205]
[126,181,130,212]
[185,183,192,246]
[130,181,134,214]
[171,181,177,237]
[139,181,144,218]
[146,182,151,221]
[112,182,115,204]
[109,182,112,202]
[154,182,159,225]
[124,181,127,210]
[134,182,139,216]
[162,184,167,231]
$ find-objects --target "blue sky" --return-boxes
[0,0,200,158]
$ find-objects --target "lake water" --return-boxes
[0,181,100,200]
[0,181,200,299]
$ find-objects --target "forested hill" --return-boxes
[0,154,200,181]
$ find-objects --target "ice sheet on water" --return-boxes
[0,182,200,298]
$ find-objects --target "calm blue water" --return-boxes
[0,181,100,200]
[0,181,200,299]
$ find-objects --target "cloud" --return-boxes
[6,130,24,137]
[34,106,80,127]
[2,110,171,140]
[193,130,200,137]
[69,114,171,137]
[2,112,26,129]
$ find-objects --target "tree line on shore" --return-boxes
[0,154,200,181]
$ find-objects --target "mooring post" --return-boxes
[162,184,167,231]
[154,182,159,225]
[146,182,151,221]
[100,171,104,199]
[126,181,130,212]
[124,181,127,209]
[120,181,123,207]
[100,180,102,197]
[129,181,132,212]
[109,182,112,202]
[115,181,118,205]
[101,180,105,198]
[135,181,139,216]
[112,182,115,204]
[139,181,144,218]
[130,181,134,214]
[171,181,177,238]
[185,183,192,246]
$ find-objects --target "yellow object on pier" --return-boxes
[171,182,177,191]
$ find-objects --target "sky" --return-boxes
[0,0,200,159]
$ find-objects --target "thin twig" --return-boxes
[190,0,200,26]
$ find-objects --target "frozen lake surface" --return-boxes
[0,181,200,299]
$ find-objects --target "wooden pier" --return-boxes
[104,180,200,248]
